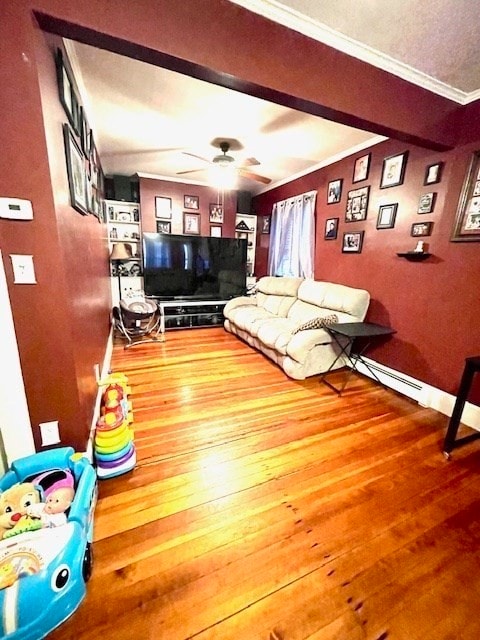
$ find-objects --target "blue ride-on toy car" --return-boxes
[0,447,97,639]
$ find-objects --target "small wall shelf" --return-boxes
[397,252,431,261]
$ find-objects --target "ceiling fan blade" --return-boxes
[176,168,206,175]
[238,168,271,184]
[239,157,260,167]
[182,152,211,164]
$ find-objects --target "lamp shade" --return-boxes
[110,243,132,260]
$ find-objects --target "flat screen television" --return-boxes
[142,233,248,300]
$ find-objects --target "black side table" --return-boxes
[443,356,480,458]
[320,322,396,395]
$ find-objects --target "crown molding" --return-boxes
[255,135,386,196]
[230,0,479,105]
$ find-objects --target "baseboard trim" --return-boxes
[86,328,114,462]
[351,356,480,432]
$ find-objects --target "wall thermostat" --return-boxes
[0,197,34,220]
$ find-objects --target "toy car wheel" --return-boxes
[82,542,93,582]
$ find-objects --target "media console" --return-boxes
[158,300,229,333]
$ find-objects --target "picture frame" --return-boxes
[345,186,370,222]
[183,212,200,235]
[376,203,397,229]
[62,124,88,215]
[155,196,172,219]
[411,222,433,237]
[156,220,171,234]
[117,211,132,223]
[55,49,80,134]
[342,231,364,253]
[324,217,339,240]
[209,203,224,223]
[352,152,371,183]
[79,107,90,158]
[210,225,222,238]
[424,162,444,186]
[184,195,199,210]
[417,192,436,214]
[451,151,480,242]
[327,179,343,204]
[261,216,271,234]
[380,151,409,189]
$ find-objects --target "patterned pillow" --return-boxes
[292,314,339,334]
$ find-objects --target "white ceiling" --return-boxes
[67,0,480,196]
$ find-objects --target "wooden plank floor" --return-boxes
[50,328,480,640]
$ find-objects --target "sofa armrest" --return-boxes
[224,296,257,315]
[286,328,334,362]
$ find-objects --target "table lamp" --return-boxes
[110,242,132,303]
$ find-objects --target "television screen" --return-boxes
[142,233,248,300]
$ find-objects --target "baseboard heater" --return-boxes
[349,354,480,432]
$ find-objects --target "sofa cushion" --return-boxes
[257,276,303,296]
[256,318,299,354]
[226,305,274,332]
[256,292,297,317]
[292,313,338,334]
[297,279,370,320]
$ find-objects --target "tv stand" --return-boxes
[158,299,229,333]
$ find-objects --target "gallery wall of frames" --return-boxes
[55,48,105,220]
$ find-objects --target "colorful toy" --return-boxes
[95,372,136,479]
[0,482,41,539]
[0,447,97,639]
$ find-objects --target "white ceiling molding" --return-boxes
[254,134,387,196]
[229,0,478,105]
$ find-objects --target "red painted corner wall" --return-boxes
[253,138,480,401]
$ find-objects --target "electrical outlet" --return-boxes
[93,363,100,382]
[39,421,60,446]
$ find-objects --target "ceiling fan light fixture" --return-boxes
[208,165,237,190]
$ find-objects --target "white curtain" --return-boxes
[267,190,316,278]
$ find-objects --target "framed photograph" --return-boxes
[62,124,88,215]
[79,107,90,158]
[327,179,343,204]
[324,217,339,240]
[209,203,224,223]
[424,162,444,185]
[342,231,364,253]
[417,192,436,214]
[55,49,80,134]
[352,153,371,183]
[376,203,398,229]
[261,216,271,234]
[451,151,480,242]
[210,225,222,238]
[411,222,433,237]
[183,212,200,235]
[380,151,409,189]
[156,220,171,234]
[155,196,172,219]
[345,186,370,222]
[184,195,199,210]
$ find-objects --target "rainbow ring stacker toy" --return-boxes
[95,373,136,479]
[0,447,97,640]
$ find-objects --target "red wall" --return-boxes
[0,12,110,450]
[253,137,480,399]
[139,179,238,237]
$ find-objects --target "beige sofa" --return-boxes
[223,276,370,380]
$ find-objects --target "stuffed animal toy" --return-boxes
[0,482,41,539]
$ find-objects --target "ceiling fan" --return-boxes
[176,140,272,185]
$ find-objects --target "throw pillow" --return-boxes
[292,313,338,334]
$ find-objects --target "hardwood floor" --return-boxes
[50,328,480,640]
